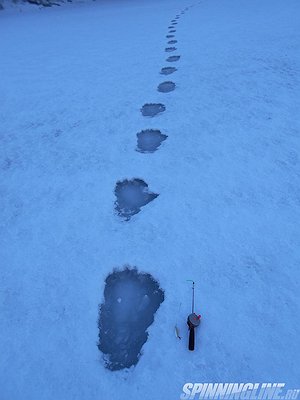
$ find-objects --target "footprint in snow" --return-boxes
[157,81,176,93]
[168,40,177,44]
[141,103,166,117]
[166,34,175,38]
[136,129,168,153]
[98,267,164,370]
[166,55,181,62]
[165,46,177,52]
[114,178,159,220]
[169,29,176,33]
[160,66,177,75]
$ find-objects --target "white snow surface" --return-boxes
[1,0,300,398]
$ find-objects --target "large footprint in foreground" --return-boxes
[114,178,159,220]
[98,267,164,370]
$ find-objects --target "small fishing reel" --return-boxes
[187,313,201,328]
[187,313,201,351]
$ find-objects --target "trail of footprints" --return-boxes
[99,5,195,372]
[115,6,193,220]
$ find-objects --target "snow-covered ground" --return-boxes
[1,0,300,399]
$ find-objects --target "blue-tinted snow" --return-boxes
[0,0,300,399]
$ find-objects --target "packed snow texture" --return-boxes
[0,0,300,399]
[98,267,164,371]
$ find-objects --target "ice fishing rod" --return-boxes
[186,280,201,351]
[191,280,195,313]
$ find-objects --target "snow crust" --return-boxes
[1,0,300,398]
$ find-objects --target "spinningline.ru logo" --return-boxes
[180,383,300,400]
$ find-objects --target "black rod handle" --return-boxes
[188,326,195,351]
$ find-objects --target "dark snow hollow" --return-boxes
[98,268,164,371]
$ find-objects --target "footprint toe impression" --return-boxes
[115,178,159,220]
[136,129,168,153]
[166,55,181,62]
[141,103,166,117]
[157,81,176,93]
[98,268,164,370]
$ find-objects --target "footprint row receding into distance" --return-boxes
[99,6,196,373]
[115,5,193,220]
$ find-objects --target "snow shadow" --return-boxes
[160,66,177,75]
[114,178,159,220]
[136,129,168,153]
[141,103,166,117]
[157,81,176,93]
[166,55,181,62]
[98,267,165,371]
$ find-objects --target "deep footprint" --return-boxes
[165,47,177,52]
[141,103,166,117]
[136,129,168,153]
[169,29,176,33]
[166,34,175,38]
[166,55,181,62]
[157,81,176,93]
[160,66,177,75]
[98,267,164,371]
[168,40,177,44]
[115,178,159,220]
